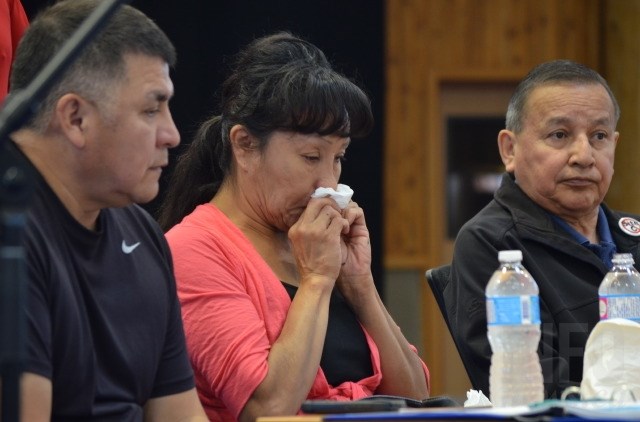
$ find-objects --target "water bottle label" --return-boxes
[599,294,640,321]
[487,295,541,325]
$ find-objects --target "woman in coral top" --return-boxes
[158,32,430,422]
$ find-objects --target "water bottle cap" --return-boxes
[498,250,522,262]
[612,253,634,265]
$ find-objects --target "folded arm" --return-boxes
[337,202,429,399]
[337,275,429,399]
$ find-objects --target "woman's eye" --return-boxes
[304,155,320,162]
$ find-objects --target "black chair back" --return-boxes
[425,264,475,384]
[425,265,452,332]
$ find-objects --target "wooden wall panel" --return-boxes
[603,0,640,212]
[384,0,431,267]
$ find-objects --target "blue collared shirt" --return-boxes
[549,207,617,269]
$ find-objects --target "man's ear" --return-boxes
[229,124,258,171]
[497,129,517,173]
[52,93,93,149]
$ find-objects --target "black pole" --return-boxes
[0,1,131,420]
[0,194,29,422]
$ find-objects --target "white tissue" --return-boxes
[581,318,640,401]
[464,389,492,407]
[311,184,353,209]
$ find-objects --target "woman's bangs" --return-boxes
[273,68,373,138]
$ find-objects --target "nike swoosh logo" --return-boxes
[121,240,141,254]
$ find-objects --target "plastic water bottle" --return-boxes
[599,253,640,321]
[486,250,544,407]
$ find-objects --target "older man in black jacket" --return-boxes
[447,59,640,399]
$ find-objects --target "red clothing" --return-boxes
[167,204,424,421]
[0,0,28,102]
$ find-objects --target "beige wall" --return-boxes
[383,0,640,398]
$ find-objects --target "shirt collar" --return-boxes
[549,207,616,268]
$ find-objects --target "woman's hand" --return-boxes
[340,201,372,273]
[336,201,375,298]
[288,197,349,284]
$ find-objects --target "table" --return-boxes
[257,401,640,421]
[256,407,525,421]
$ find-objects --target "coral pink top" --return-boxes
[166,204,428,421]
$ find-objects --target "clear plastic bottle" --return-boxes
[486,250,544,407]
[599,253,640,321]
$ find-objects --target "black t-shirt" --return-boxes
[6,141,195,421]
[282,282,373,386]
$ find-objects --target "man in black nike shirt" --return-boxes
[5,0,207,420]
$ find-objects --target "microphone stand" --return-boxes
[0,1,130,420]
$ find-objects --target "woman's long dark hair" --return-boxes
[156,32,374,231]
